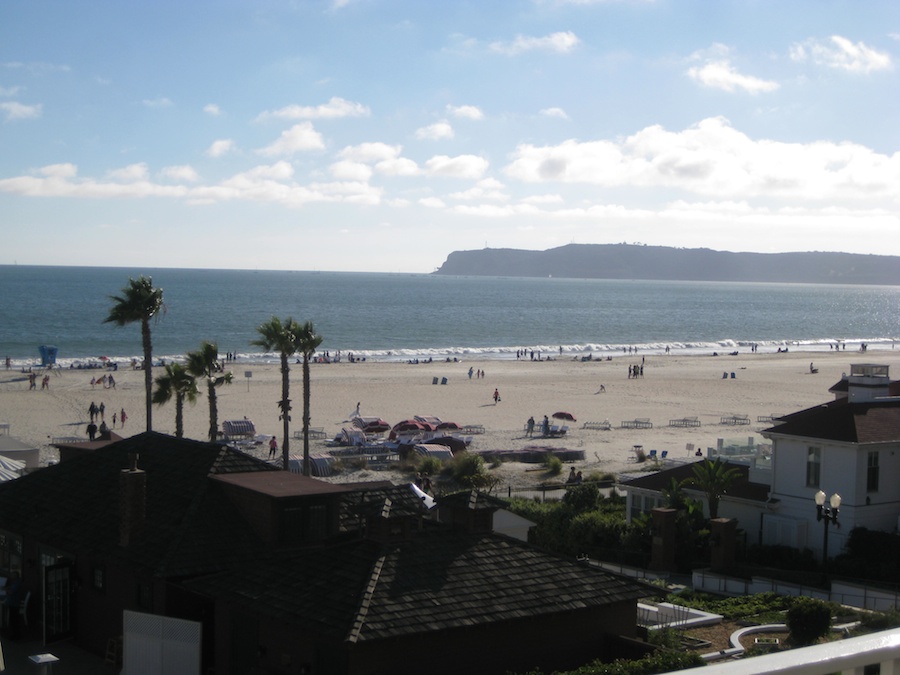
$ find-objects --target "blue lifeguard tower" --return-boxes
[39,345,59,367]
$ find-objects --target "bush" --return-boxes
[544,454,563,475]
[563,483,600,513]
[417,455,444,476]
[786,597,832,646]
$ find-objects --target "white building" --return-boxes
[761,363,900,560]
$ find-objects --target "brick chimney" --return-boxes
[119,453,146,547]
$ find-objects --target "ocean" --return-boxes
[0,265,898,367]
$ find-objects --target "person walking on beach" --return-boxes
[269,436,278,460]
[541,415,550,436]
[99,402,105,420]
[493,388,500,404]
[526,416,535,437]
[120,408,127,427]
[87,421,97,441]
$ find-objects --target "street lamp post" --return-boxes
[814,490,841,563]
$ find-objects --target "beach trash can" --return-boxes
[432,377,439,385]
[441,377,448,385]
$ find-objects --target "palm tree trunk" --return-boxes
[208,381,218,442]
[280,353,290,471]
[141,318,153,431]
[302,354,311,476]
[175,394,184,438]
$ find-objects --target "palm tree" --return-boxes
[186,341,233,442]
[104,276,164,432]
[689,458,741,519]
[252,316,303,470]
[296,321,323,476]
[152,363,199,438]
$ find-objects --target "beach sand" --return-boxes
[2,349,898,491]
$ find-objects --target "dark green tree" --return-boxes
[689,458,741,519]
[186,341,233,442]
[296,321,323,476]
[252,316,304,470]
[152,362,199,438]
[104,276,165,431]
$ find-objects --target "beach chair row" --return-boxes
[582,420,611,431]
[668,417,701,428]
[294,427,327,440]
[720,414,751,425]
[620,418,653,429]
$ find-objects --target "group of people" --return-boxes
[86,401,127,440]
[27,372,51,390]
[89,373,116,389]
[565,467,584,484]
[468,367,486,379]
[525,415,552,437]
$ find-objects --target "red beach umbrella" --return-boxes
[552,411,576,422]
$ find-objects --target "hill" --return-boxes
[433,244,900,285]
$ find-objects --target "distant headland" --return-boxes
[433,244,900,286]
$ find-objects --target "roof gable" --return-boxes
[187,529,648,642]
[770,400,900,444]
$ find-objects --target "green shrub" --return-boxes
[544,454,563,475]
[859,608,900,631]
[563,483,600,513]
[786,597,832,646]
[417,455,444,476]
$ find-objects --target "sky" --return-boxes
[1,0,898,273]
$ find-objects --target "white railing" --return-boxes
[678,627,900,675]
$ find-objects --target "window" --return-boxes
[867,451,879,493]
[806,447,821,487]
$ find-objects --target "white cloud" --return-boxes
[256,96,370,121]
[204,103,221,116]
[447,104,484,120]
[40,163,78,178]
[375,157,420,176]
[207,139,235,158]
[0,85,22,96]
[329,159,373,182]
[419,197,446,208]
[540,107,569,120]
[687,60,779,94]
[142,97,173,108]
[521,193,563,204]
[0,101,42,121]
[338,142,402,163]
[160,165,199,182]
[108,163,149,182]
[424,154,489,179]
[415,121,454,141]
[489,31,580,56]
[257,122,325,156]
[503,116,900,201]
[790,35,892,73]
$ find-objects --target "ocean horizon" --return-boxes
[1,264,898,367]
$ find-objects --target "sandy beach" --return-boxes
[2,349,899,490]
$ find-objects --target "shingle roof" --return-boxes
[0,431,279,578]
[187,528,649,643]
[620,460,770,503]
[767,399,900,444]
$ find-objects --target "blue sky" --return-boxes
[1,0,898,272]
